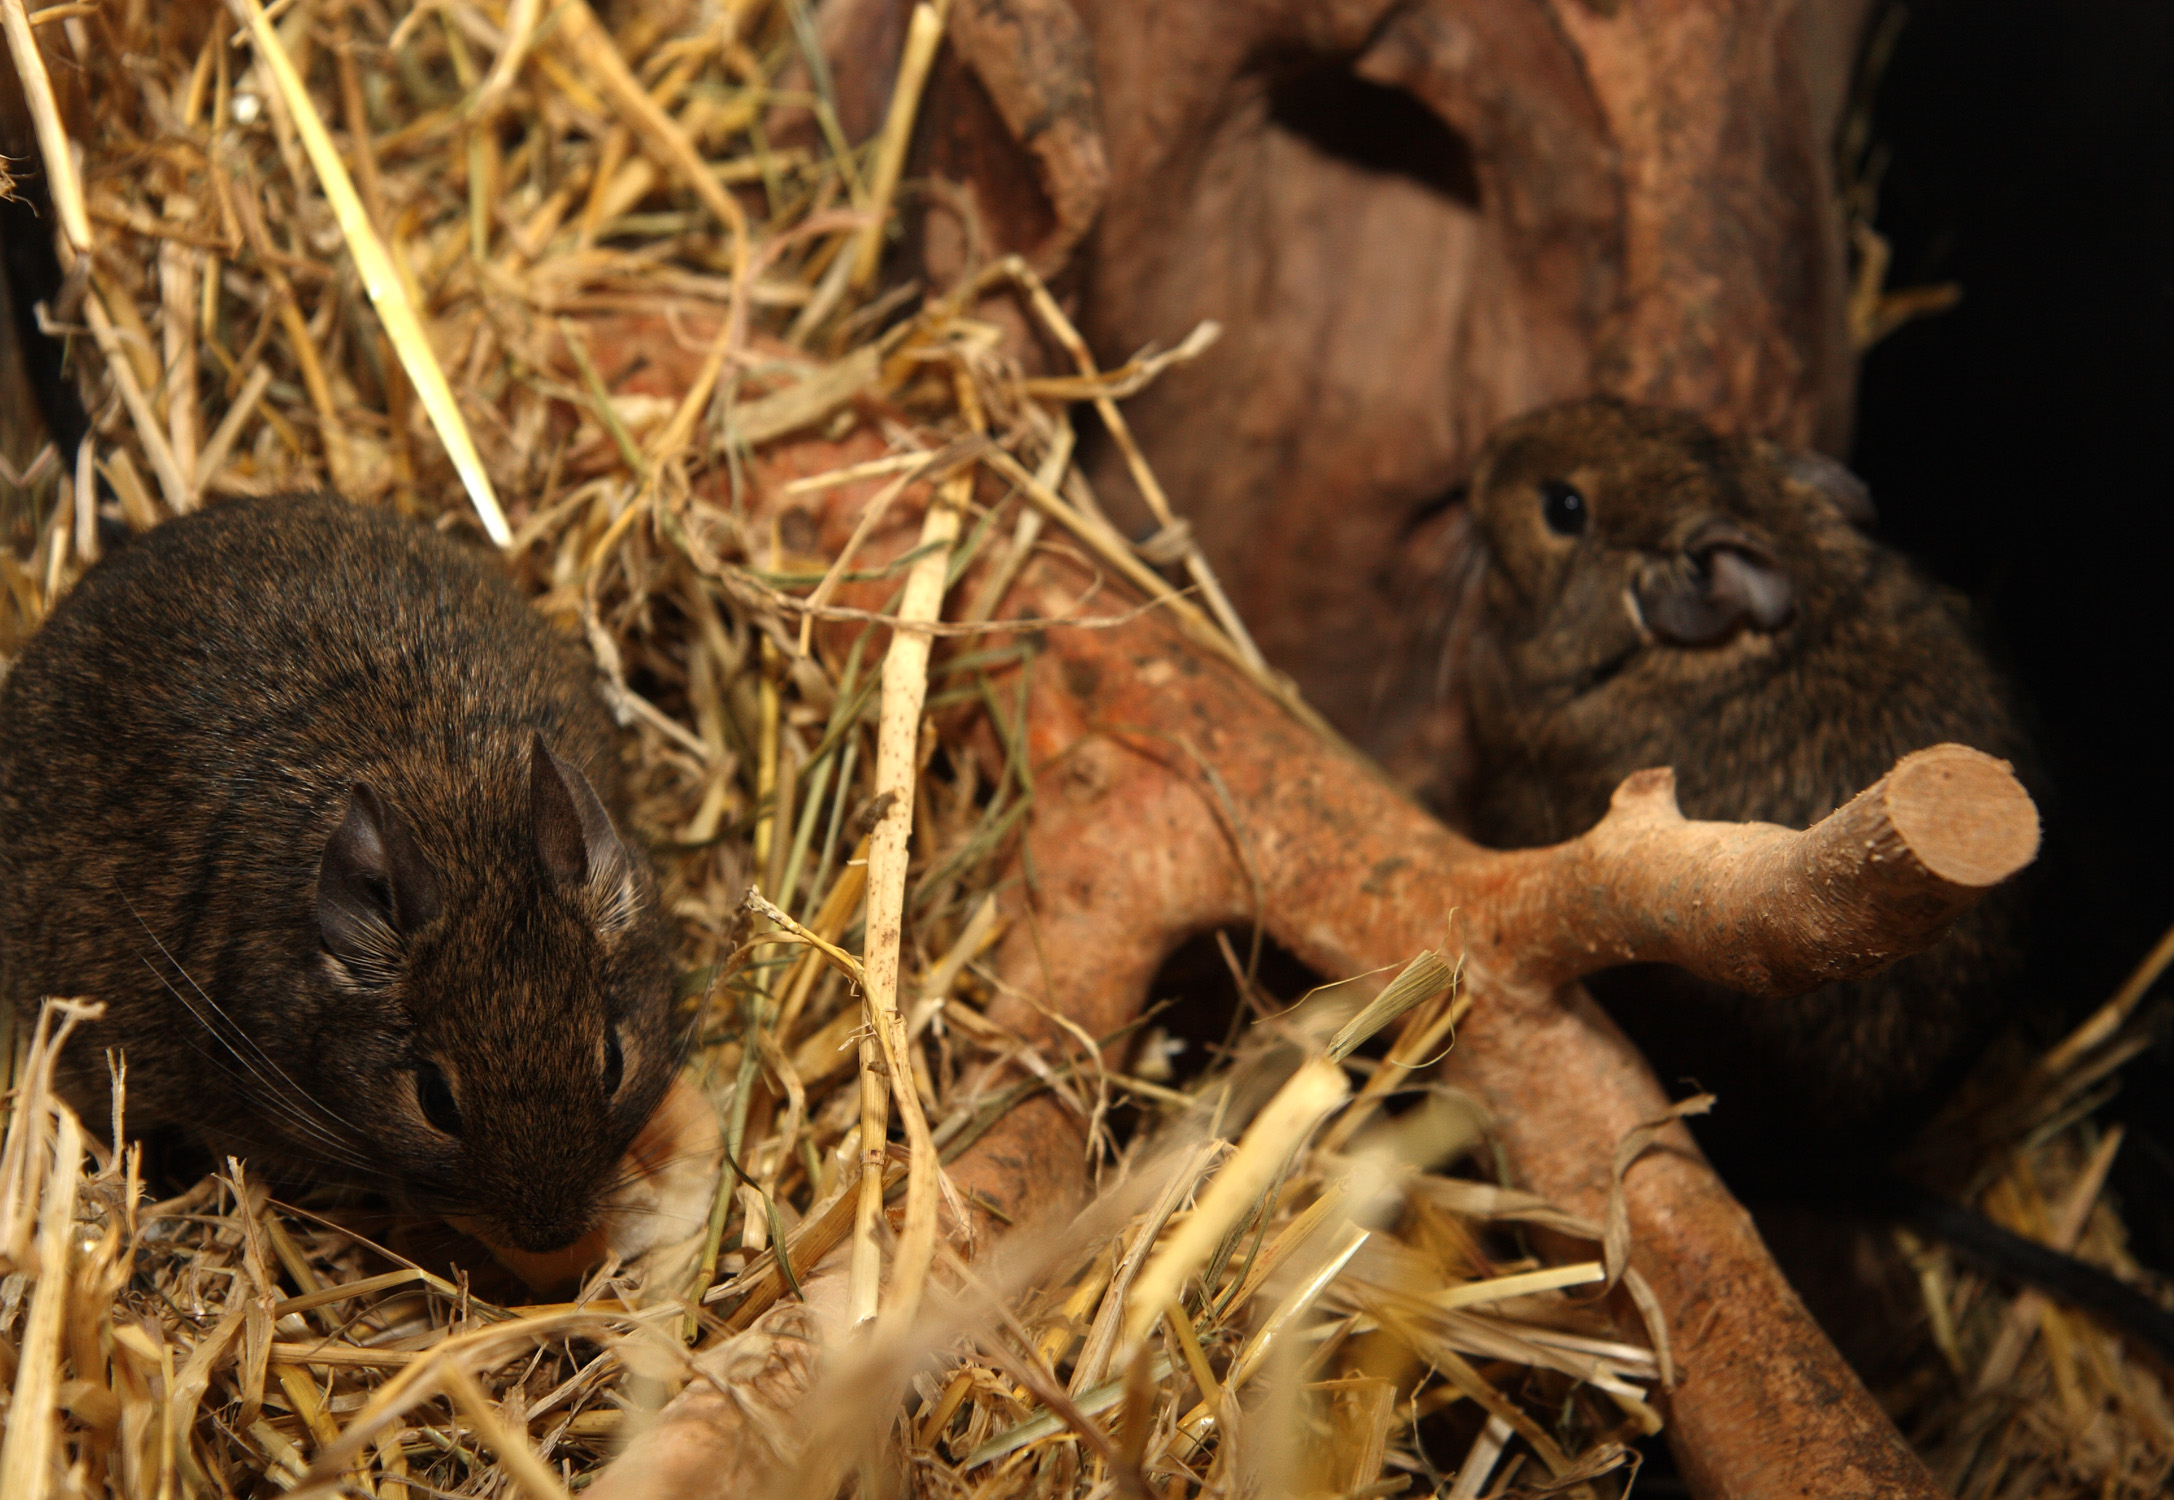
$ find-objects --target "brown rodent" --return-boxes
[0,494,677,1252]
[1450,397,2035,1181]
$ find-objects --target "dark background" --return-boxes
[1851,0,2174,1264]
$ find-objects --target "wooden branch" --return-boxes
[916,547,2019,1500]
[567,543,2005,1500]
[583,1301,831,1500]
[851,474,961,1333]
[563,389,2020,1500]
[1462,749,2039,997]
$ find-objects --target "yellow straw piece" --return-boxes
[226,0,512,546]
[1431,1261,1607,1311]
[850,2,945,288]
[1123,1056,1351,1347]
[0,0,93,251]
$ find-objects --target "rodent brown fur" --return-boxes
[1450,398,2036,1182]
[0,494,677,1251]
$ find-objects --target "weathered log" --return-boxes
[830,0,1877,745]
[584,1300,835,1500]
[583,439,2028,1496]
[926,552,2033,1500]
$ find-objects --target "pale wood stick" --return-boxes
[852,474,963,1332]
[1458,746,2039,997]
[159,239,202,494]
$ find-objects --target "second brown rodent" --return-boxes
[0,494,678,1252]
[1449,397,2036,1181]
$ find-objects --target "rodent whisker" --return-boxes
[131,955,362,1159]
[120,892,373,1146]
[668,1006,705,1068]
[127,948,384,1178]
[588,1201,676,1219]
[597,1147,721,1195]
[164,1021,373,1173]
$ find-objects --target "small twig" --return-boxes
[849,2,946,288]
[0,0,93,250]
[1970,1127,2126,1395]
[80,292,191,513]
[558,316,650,482]
[741,888,866,985]
[193,365,275,492]
[554,1,750,313]
[795,434,985,654]
[474,0,542,107]
[442,1363,576,1500]
[974,443,1346,747]
[2039,914,2174,1077]
[227,0,510,542]
[990,256,1258,669]
[851,473,964,1331]
[963,420,1073,625]
[1123,1059,1349,1350]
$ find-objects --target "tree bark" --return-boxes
[835,0,1880,744]
[931,549,2027,1500]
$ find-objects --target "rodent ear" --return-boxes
[529,733,637,936]
[1771,447,1877,529]
[1633,518,1796,646]
[318,785,441,980]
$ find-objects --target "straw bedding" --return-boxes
[0,2,2168,1496]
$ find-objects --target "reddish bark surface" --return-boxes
[567,251,2014,1495]
[754,454,2025,1497]
[934,555,2007,1500]
[834,0,1878,744]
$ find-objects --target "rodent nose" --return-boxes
[501,1204,597,1254]
[1633,519,1795,645]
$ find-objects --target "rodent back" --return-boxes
[0,494,676,1251]
[0,494,616,984]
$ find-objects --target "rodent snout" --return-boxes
[1631,518,1795,646]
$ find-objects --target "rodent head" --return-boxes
[313,732,676,1252]
[1461,397,1877,719]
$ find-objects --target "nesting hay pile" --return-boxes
[0,2,1652,1495]
[1876,935,2174,1499]
[0,2,2169,1498]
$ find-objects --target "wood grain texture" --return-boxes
[931,550,1972,1498]
[849,0,1879,740]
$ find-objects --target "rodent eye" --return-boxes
[1540,479,1588,537]
[602,1027,624,1098]
[415,1061,464,1137]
